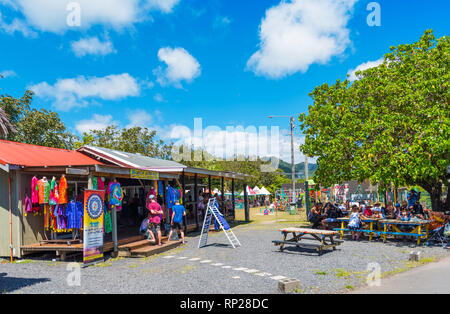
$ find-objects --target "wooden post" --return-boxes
[194,173,199,231]
[208,175,212,195]
[244,183,249,222]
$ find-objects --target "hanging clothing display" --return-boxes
[37,178,50,204]
[24,195,33,216]
[166,185,177,209]
[97,177,105,191]
[49,177,59,206]
[108,181,123,209]
[31,176,39,205]
[157,181,164,196]
[58,176,68,204]
[66,200,83,230]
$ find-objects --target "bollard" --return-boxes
[409,251,422,262]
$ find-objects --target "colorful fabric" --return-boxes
[104,211,112,234]
[157,181,164,196]
[108,182,123,207]
[59,176,68,204]
[31,176,39,204]
[66,201,83,229]
[49,178,59,205]
[97,177,105,191]
[92,176,98,190]
[24,195,32,216]
[37,178,50,204]
[166,186,177,209]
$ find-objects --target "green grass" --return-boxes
[313,269,328,276]
[334,268,351,278]
[345,285,354,290]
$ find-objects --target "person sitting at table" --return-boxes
[400,209,411,222]
[384,204,395,219]
[321,203,343,230]
[372,205,384,219]
[393,203,402,219]
[348,205,365,241]
[411,201,425,220]
[308,203,323,229]
[363,205,373,217]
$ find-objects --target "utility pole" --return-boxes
[269,114,300,205]
[290,117,296,203]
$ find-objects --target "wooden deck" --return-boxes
[20,234,182,259]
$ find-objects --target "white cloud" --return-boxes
[153,93,164,103]
[213,16,232,29]
[247,0,358,79]
[126,109,153,128]
[154,47,201,87]
[75,114,116,133]
[0,70,17,78]
[29,73,140,111]
[0,0,181,34]
[71,36,116,57]
[166,122,308,164]
[144,0,180,13]
[0,12,37,37]
[347,58,384,81]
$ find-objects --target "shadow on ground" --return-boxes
[0,272,50,294]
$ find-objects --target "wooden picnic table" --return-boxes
[378,219,431,245]
[334,217,380,241]
[272,227,343,256]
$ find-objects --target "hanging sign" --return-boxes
[130,169,159,180]
[83,190,105,267]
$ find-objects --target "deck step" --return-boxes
[130,240,183,258]
[118,236,170,257]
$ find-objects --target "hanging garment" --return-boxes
[43,204,50,229]
[31,176,39,205]
[104,211,112,234]
[66,201,84,229]
[24,195,33,216]
[55,204,67,231]
[97,177,105,191]
[37,178,50,204]
[92,176,98,190]
[49,178,59,205]
[157,181,164,196]
[58,176,68,204]
[166,186,177,209]
[108,181,123,208]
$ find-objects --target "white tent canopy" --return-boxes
[259,187,271,195]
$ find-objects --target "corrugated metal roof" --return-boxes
[0,140,103,167]
[77,145,186,171]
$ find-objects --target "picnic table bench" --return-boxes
[273,227,343,256]
[334,218,380,241]
[378,219,431,245]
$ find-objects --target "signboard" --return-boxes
[130,169,159,180]
[83,190,105,267]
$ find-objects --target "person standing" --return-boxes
[147,195,163,246]
[168,200,186,244]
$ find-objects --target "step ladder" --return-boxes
[198,198,241,249]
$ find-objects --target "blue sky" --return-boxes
[0,0,448,162]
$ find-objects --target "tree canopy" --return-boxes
[299,30,449,211]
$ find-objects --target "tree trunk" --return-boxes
[424,182,444,212]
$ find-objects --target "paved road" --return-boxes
[352,255,450,294]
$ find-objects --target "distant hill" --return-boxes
[278,159,317,179]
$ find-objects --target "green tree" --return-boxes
[75,125,173,159]
[1,90,75,149]
[299,30,449,211]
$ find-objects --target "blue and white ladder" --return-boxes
[198,198,241,249]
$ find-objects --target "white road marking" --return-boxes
[254,272,272,277]
[189,258,201,261]
[163,256,175,259]
[177,257,187,260]
[233,267,248,271]
[243,269,259,273]
[200,260,212,263]
[270,275,287,280]
[222,266,232,269]
[211,263,224,266]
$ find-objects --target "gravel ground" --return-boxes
[1,221,448,294]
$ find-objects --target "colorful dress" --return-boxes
[59,176,68,204]
[49,178,59,205]
[108,181,123,210]
[66,201,83,230]
[37,178,50,204]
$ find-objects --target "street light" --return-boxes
[268,114,308,204]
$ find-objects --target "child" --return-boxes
[348,205,363,240]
